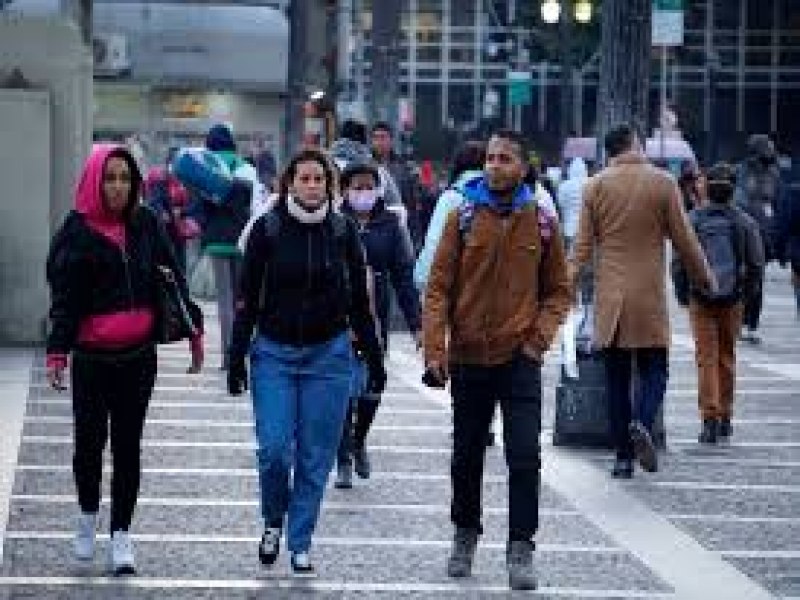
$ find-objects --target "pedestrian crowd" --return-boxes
[43,117,798,589]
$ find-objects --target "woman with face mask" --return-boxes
[227,149,385,576]
[46,144,204,576]
[333,161,422,489]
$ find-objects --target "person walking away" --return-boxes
[414,141,486,291]
[673,163,764,444]
[679,160,704,213]
[557,157,589,252]
[227,149,386,577]
[334,161,422,488]
[371,122,424,251]
[202,124,260,368]
[143,148,199,273]
[571,124,715,478]
[46,144,203,575]
[330,119,404,213]
[776,184,800,319]
[423,129,571,590]
[734,134,785,343]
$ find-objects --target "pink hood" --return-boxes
[75,143,142,247]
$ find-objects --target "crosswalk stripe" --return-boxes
[0,577,673,597]
[1,531,622,553]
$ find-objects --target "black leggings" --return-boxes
[71,345,156,533]
[337,394,380,465]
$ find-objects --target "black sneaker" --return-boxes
[698,419,719,445]
[258,527,281,566]
[629,421,658,473]
[718,419,732,440]
[291,552,316,578]
[611,458,634,479]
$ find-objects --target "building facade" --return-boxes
[341,0,800,164]
[8,0,289,166]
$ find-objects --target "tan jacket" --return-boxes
[423,203,571,366]
[571,153,714,349]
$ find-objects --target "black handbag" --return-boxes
[154,265,203,344]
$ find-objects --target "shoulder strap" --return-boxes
[257,210,282,313]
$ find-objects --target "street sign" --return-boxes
[652,0,684,47]
[508,70,532,106]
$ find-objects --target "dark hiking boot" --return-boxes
[446,527,479,578]
[506,540,537,591]
[698,419,719,444]
[353,445,371,479]
[630,420,658,473]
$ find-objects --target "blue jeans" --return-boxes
[604,348,668,460]
[249,332,353,553]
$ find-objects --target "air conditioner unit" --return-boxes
[92,34,131,77]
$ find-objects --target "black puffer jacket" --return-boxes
[344,201,421,349]
[46,206,186,354]
[229,200,382,369]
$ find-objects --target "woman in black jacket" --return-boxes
[46,144,203,575]
[227,149,385,577]
[334,161,422,488]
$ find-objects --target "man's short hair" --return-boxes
[339,119,368,144]
[489,129,528,162]
[706,162,736,204]
[604,124,636,159]
[371,121,393,137]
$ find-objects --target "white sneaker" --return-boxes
[73,512,97,561]
[291,552,317,578]
[109,531,136,575]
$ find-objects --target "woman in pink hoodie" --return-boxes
[46,144,203,575]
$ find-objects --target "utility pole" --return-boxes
[60,0,92,47]
[369,0,402,127]
[559,0,575,140]
[595,0,652,157]
[284,0,308,159]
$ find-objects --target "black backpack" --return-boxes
[691,208,747,305]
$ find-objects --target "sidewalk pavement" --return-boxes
[0,270,797,598]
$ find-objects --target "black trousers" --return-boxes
[450,352,542,543]
[71,345,156,533]
[742,272,764,330]
[603,348,668,460]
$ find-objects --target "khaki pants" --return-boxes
[688,302,744,421]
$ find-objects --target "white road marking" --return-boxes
[1,531,621,553]
[8,495,577,516]
[0,577,674,597]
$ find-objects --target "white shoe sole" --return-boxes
[291,569,317,579]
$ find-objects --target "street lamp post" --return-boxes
[537,0,593,140]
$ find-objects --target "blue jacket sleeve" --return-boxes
[414,189,461,290]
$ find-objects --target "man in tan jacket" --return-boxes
[571,124,714,478]
[424,129,571,590]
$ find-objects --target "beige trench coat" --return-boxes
[571,153,713,349]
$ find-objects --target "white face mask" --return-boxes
[348,189,379,213]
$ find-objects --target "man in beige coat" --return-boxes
[571,124,714,478]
